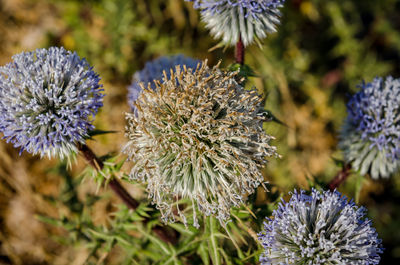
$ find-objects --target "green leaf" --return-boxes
[87,129,118,138]
[240,248,262,264]
[227,221,247,247]
[354,173,365,204]
[160,246,182,265]
[115,158,126,171]
[176,238,200,255]
[227,63,257,86]
[197,241,210,265]
[136,226,171,256]
[115,235,134,248]
[228,63,257,78]
[332,157,345,167]
[88,228,114,241]
[35,215,62,226]
[219,248,233,265]
[206,216,221,265]
[257,109,286,126]
[167,223,197,236]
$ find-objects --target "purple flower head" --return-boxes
[128,55,201,110]
[0,47,104,159]
[340,76,400,179]
[258,189,383,265]
[186,0,285,46]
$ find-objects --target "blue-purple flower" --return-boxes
[339,76,400,179]
[0,47,104,159]
[258,189,383,265]
[186,0,285,46]
[128,55,201,110]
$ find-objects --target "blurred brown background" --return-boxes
[1,0,400,264]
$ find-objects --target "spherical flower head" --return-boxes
[0,47,104,159]
[186,0,285,46]
[259,189,383,265]
[123,61,278,227]
[128,55,201,110]
[339,76,400,179]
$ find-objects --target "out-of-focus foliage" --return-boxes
[38,159,266,265]
[1,0,400,264]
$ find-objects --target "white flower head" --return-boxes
[123,61,278,227]
[187,0,285,46]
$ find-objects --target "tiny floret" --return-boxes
[258,189,383,265]
[123,61,278,227]
[339,76,400,179]
[186,0,285,46]
[0,47,104,159]
[128,55,200,110]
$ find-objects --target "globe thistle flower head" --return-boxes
[339,76,400,179]
[0,47,104,159]
[123,61,278,227]
[186,0,285,46]
[128,55,201,110]
[258,189,383,265]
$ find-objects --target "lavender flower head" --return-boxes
[0,47,104,159]
[259,189,383,265]
[339,76,400,179]
[123,61,278,227]
[128,55,200,110]
[186,0,285,46]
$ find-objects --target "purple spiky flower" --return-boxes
[339,76,400,179]
[259,189,383,265]
[0,47,104,159]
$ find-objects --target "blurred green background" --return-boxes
[1,0,400,264]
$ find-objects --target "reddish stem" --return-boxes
[328,164,352,191]
[108,178,140,209]
[235,37,245,65]
[77,143,139,210]
[77,143,177,244]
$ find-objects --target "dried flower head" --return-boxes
[259,189,383,265]
[123,61,278,227]
[339,76,400,179]
[186,0,285,46]
[128,55,200,110]
[0,47,103,159]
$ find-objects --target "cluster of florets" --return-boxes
[0,47,103,159]
[128,55,200,110]
[258,189,383,265]
[123,61,278,227]
[186,0,285,46]
[339,76,400,179]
